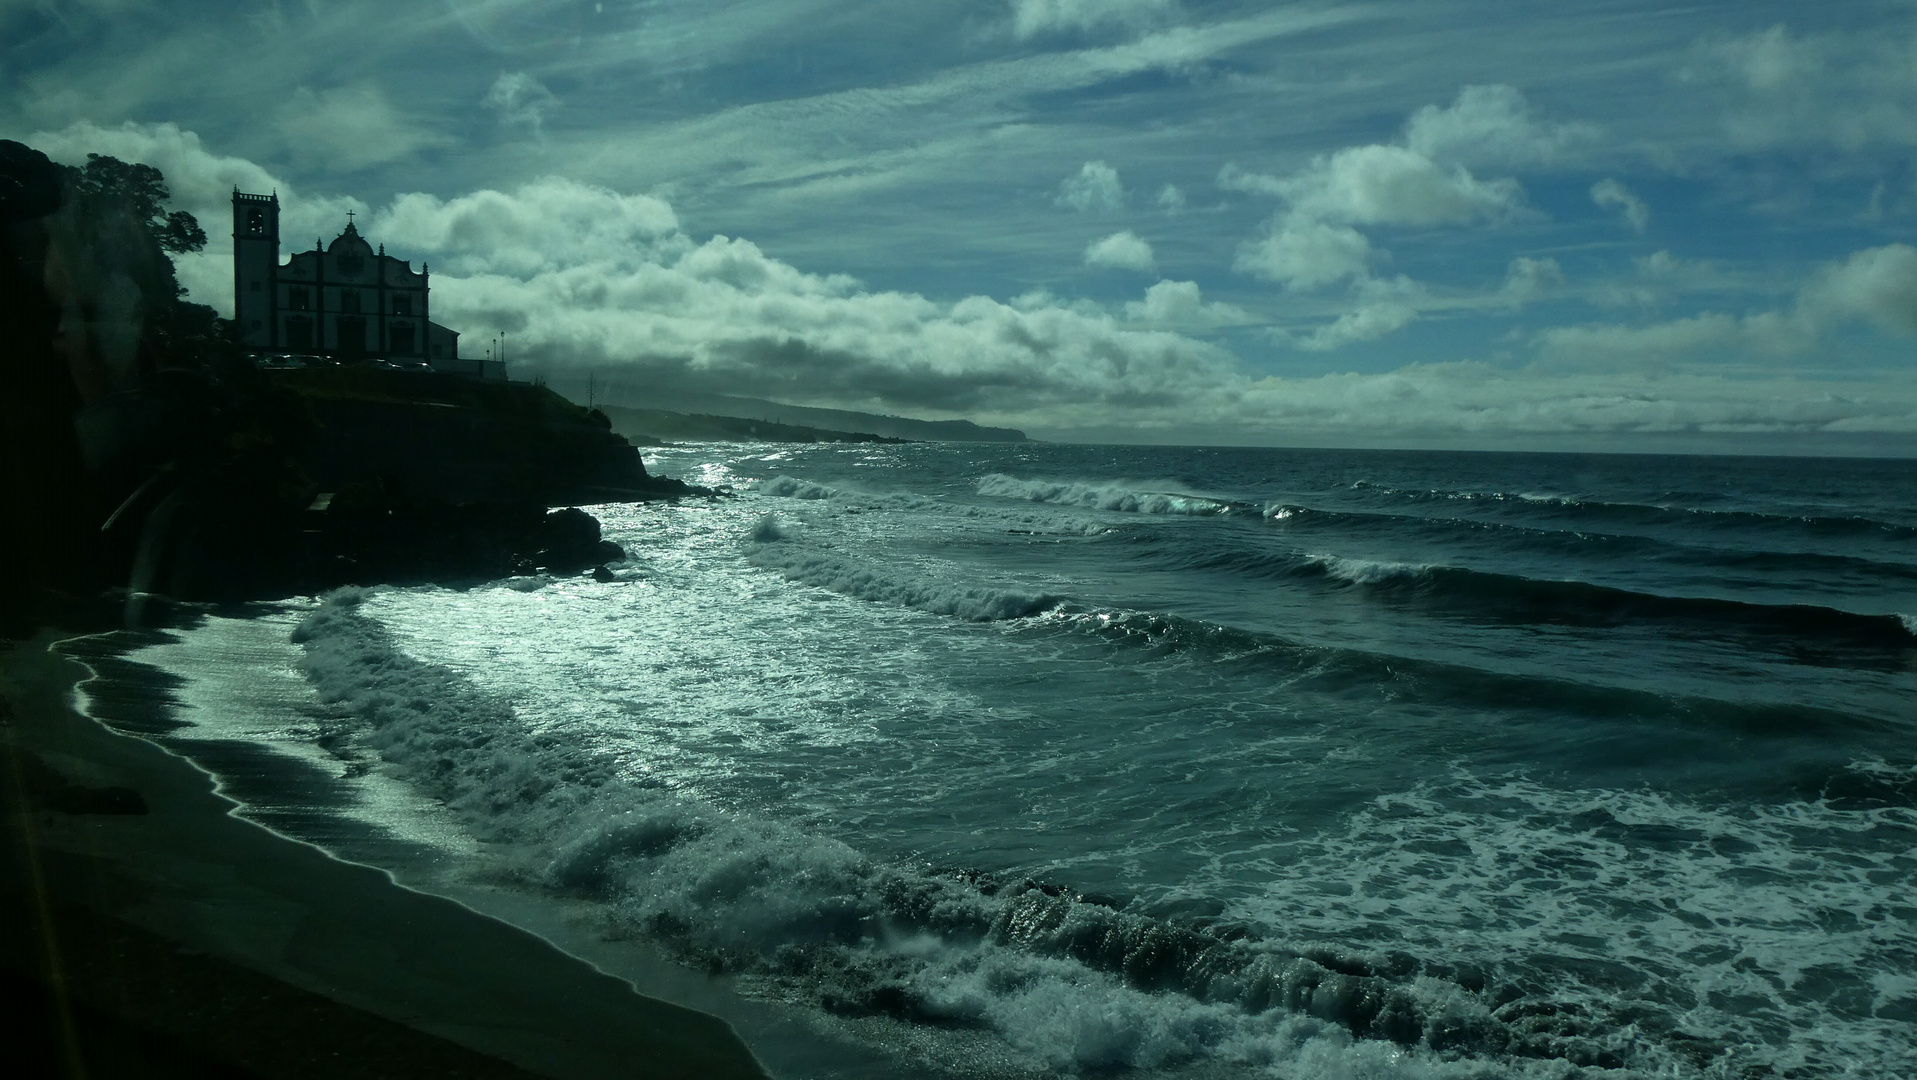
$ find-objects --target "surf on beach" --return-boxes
[24,440,1917,1079]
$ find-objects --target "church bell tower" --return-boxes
[232,190,280,349]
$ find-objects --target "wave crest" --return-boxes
[746,527,1061,621]
[977,474,1237,516]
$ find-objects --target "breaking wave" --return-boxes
[286,591,1709,1076]
[976,474,1248,516]
[744,517,1061,621]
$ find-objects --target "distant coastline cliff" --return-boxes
[624,389,1027,443]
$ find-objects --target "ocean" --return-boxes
[75,443,1917,1078]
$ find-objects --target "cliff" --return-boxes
[274,368,681,505]
[614,388,1027,442]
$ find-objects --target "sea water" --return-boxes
[98,444,1917,1078]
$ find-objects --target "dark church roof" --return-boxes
[326,220,375,258]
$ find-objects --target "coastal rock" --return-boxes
[538,507,602,570]
[590,565,616,583]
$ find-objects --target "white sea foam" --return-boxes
[286,591,1558,1077]
[1306,554,1430,585]
[747,473,942,513]
[749,475,841,500]
[1200,771,1917,1078]
[977,474,1230,516]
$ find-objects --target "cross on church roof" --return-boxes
[346,209,355,224]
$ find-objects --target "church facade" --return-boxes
[231,191,486,373]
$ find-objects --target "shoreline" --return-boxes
[1,627,771,1079]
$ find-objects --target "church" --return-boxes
[231,191,498,377]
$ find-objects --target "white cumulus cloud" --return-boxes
[1233,215,1372,290]
[1225,145,1520,227]
[1057,160,1124,211]
[1123,279,1251,328]
[1404,84,1594,168]
[373,179,682,278]
[1796,243,1917,335]
[1084,230,1155,271]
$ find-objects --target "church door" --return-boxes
[338,316,367,361]
[389,322,416,357]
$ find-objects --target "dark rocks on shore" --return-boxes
[305,487,649,591]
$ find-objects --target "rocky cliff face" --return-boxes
[285,372,670,506]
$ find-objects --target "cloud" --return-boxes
[1591,178,1648,232]
[1233,215,1372,290]
[1156,183,1185,212]
[484,72,560,137]
[1057,160,1124,211]
[373,179,682,278]
[1534,310,1802,365]
[1590,250,1722,309]
[1224,145,1520,227]
[21,119,365,309]
[275,84,447,173]
[1500,256,1565,305]
[1403,84,1594,168]
[1797,243,1917,335]
[1010,0,1179,41]
[1222,88,1544,309]
[1123,279,1251,328]
[1706,24,1824,93]
[350,176,1241,415]
[1686,23,1917,152]
[1292,300,1418,351]
[1534,243,1917,365]
[1278,276,1424,351]
[1213,362,1917,440]
[1084,230,1155,271]
[29,119,1915,444]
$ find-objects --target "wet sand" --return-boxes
[1,631,770,1079]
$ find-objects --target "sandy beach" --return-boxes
[1,629,770,1079]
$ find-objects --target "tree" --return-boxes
[67,153,206,255]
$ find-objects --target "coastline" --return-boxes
[1,628,770,1079]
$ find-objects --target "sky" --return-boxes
[5,0,1917,452]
